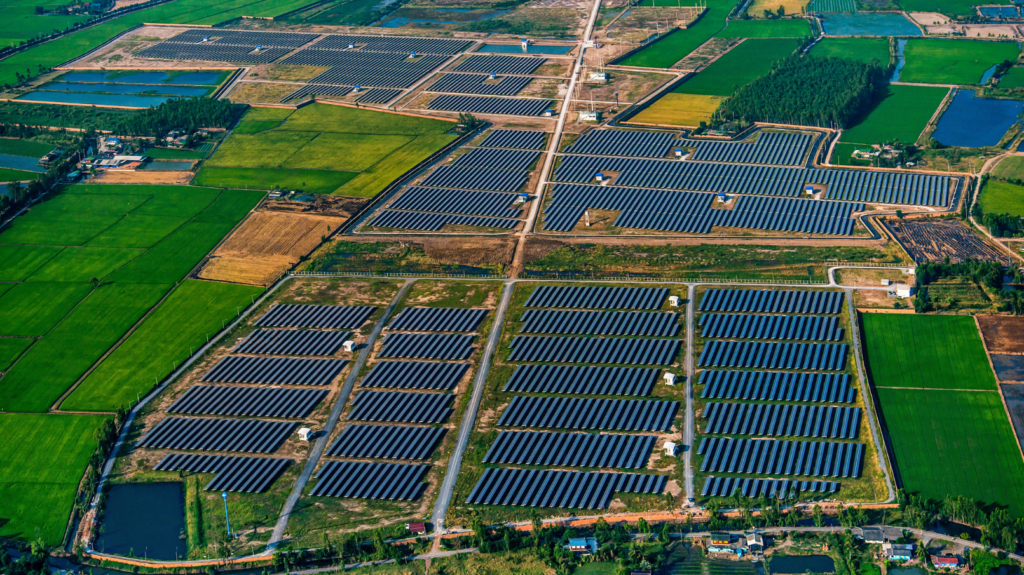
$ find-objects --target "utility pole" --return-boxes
[223,492,232,538]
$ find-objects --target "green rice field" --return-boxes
[839,85,948,146]
[196,104,456,198]
[810,37,891,65]
[0,282,93,336]
[0,2,90,50]
[0,413,108,545]
[998,66,1024,89]
[899,39,1021,85]
[992,156,1024,180]
[0,245,62,281]
[616,0,733,68]
[0,138,54,157]
[672,38,803,96]
[0,338,32,371]
[979,179,1024,217]
[716,18,812,38]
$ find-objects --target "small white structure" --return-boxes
[664,441,678,456]
[516,192,528,204]
[543,109,555,117]
[521,38,530,51]
[343,340,356,352]
[717,192,727,203]
[669,295,680,307]
[298,428,313,442]
[348,42,355,49]
[587,71,608,83]
[352,85,362,93]
[579,110,601,122]
[895,283,916,298]
[805,185,815,195]
[489,72,497,80]
[594,172,604,182]
[881,279,891,286]
[663,372,676,386]
[255,44,263,52]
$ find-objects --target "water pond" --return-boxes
[981,64,1000,84]
[58,70,224,85]
[0,152,44,172]
[933,90,1022,147]
[889,568,926,575]
[770,555,836,575]
[930,519,982,540]
[16,91,179,108]
[890,38,908,81]
[95,482,186,560]
[979,6,1020,18]
[820,12,922,36]
[479,43,574,54]
[39,82,209,96]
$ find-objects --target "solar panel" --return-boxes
[702,402,861,439]
[356,88,403,104]
[280,83,353,102]
[452,148,541,171]
[311,461,429,500]
[422,165,529,192]
[484,431,657,468]
[699,314,843,341]
[388,186,522,218]
[701,476,839,498]
[388,308,488,332]
[379,333,475,359]
[503,365,659,396]
[498,396,678,431]
[257,305,376,329]
[327,424,446,460]
[479,129,546,150]
[360,360,469,391]
[201,356,347,386]
[347,391,453,423]
[154,453,291,493]
[139,417,297,453]
[698,437,864,477]
[520,310,680,336]
[699,370,855,403]
[678,131,814,166]
[697,341,847,370]
[508,336,680,365]
[454,55,547,75]
[234,329,349,355]
[167,385,329,418]
[427,95,552,117]
[429,73,532,96]
[466,468,666,509]
[368,210,518,231]
[525,286,667,309]
[699,289,844,314]
[315,34,471,55]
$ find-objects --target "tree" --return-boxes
[813,504,824,527]
[777,5,785,16]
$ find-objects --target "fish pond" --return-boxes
[39,82,211,96]
[479,43,574,54]
[933,90,1022,147]
[0,153,44,173]
[57,70,226,85]
[820,12,922,35]
[979,5,1020,18]
[769,555,836,574]
[95,482,186,560]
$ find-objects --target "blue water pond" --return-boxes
[933,90,1022,147]
[820,12,922,36]
[479,43,574,54]
[58,71,223,85]
[41,82,209,96]
[17,91,180,108]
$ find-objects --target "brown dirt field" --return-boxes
[91,170,194,184]
[229,82,302,104]
[421,236,516,266]
[978,315,1024,355]
[199,255,295,286]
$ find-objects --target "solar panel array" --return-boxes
[429,73,532,96]
[702,402,861,439]
[699,314,842,341]
[484,431,656,468]
[421,165,529,192]
[466,468,666,509]
[389,307,488,332]
[479,129,546,150]
[360,360,468,390]
[201,356,347,385]
[379,333,475,359]
[258,305,376,329]
[454,55,547,75]
[155,453,291,493]
[503,365,659,396]
[520,310,680,336]
[311,461,429,500]
[235,329,349,355]
[698,437,864,478]
[281,83,353,102]
[369,210,518,231]
[452,148,540,171]
[525,286,667,309]
[168,29,318,47]
[356,88,403,104]
[541,184,861,235]
[700,289,844,314]
[428,95,552,116]
[327,424,446,459]
[316,34,470,54]
[679,131,813,166]
[564,129,678,158]
[698,341,847,370]
[386,186,522,218]
[139,417,297,453]
[289,52,448,88]
[702,476,839,498]
[497,396,678,431]
[347,390,453,423]
[699,370,855,403]
[168,385,329,418]
[508,336,680,365]
[139,29,316,63]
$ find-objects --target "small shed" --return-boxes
[664,441,678,456]
[406,522,427,535]
[565,537,598,554]
[883,542,913,561]
[298,428,313,441]
[931,555,960,568]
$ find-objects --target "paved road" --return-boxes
[683,284,695,500]
[268,280,414,548]
[430,280,514,536]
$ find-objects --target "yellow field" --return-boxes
[628,93,724,127]
[746,0,809,16]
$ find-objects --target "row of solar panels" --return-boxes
[347,390,453,423]
[519,310,680,336]
[564,129,811,166]
[699,314,843,342]
[258,305,376,329]
[202,356,347,386]
[386,186,522,218]
[497,396,678,431]
[455,55,547,75]
[698,437,864,478]
[235,329,349,355]
[508,336,681,365]
[168,385,328,418]
[452,148,540,171]
[422,165,529,192]
[369,210,518,231]
[702,402,861,439]
[296,56,448,89]
[525,286,668,309]
[479,129,547,150]
[327,424,446,460]
[380,333,475,359]
[541,184,861,235]
[466,468,666,509]
[281,84,401,104]
[503,365,659,396]
[700,289,844,314]
[429,73,532,96]
[389,307,488,332]
[698,341,848,371]
[168,29,318,48]
[484,430,656,469]
[315,34,470,55]
[428,95,552,117]
[699,370,855,403]
[138,43,289,64]
[140,417,295,453]
[361,360,469,391]
[155,453,291,493]
[311,461,429,500]
[701,476,839,498]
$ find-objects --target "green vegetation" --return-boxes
[840,85,948,146]
[0,282,92,336]
[0,244,61,281]
[998,66,1024,89]
[810,37,891,66]
[716,18,812,38]
[673,39,803,96]
[877,387,1024,516]
[862,314,997,390]
[284,0,398,26]
[196,104,456,197]
[306,240,506,275]
[992,156,1024,180]
[26,247,145,282]
[617,0,733,68]
[0,138,55,158]
[0,338,32,371]
[143,147,207,160]
[716,55,887,127]
[979,179,1024,217]
[63,280,264,412]
[0,413,108,545]
[0,101,135,130]
[899,39,1020,85]
[0,6,89,50]
[0,168,38,183]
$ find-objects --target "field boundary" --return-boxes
[856,310,905,491]
[975,315,1024,465]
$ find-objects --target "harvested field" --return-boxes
[228,82,305,105]
[992,355,1024,381]
[200,211,346,285]
[91,170,194,185]
[629,93,723,126]
[1003,383,1024,451]
[884,219,1007,264]
[978,315,1024,355]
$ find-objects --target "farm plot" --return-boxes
[883,219,1006,263]
[979,179,1024,217]
[810,38,891,65]
[716,19,813,38]
[616,0,734,68]
[839,85,948,148]
[977,315,1024,355]
[899,39,1021,85]
[196,104,456,198]
[672,39,803,97]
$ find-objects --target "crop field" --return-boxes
[992,156,1024,180]
[673,38,803,96]
[999,67,1024,89]
[0,245,62,281]
[839,85,948,147]
[0,414,108,545]
[629,93,724,126]
[0,338,32,371]
[980,179,1024,217]
[0,168,38,183]
[617,0,733,68]
[877,388,1024,515]
[863,313,996,391]
[747,0,810,17]
[62,280,264,412]
[810,38,890,65]
[0,283,93,337]
[899,39,1021,85]
[196,104,456,198]
[0,5,89,50]
[716,18,812,38]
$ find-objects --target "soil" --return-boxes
[852,288,900,310]
[992,354,1024,381]
[91,170,195,184]
[978,315,1024,355]
[926,23,1022,38]
[909,12,950,25]
[1000,383,1024,450]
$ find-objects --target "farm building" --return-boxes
[883,542,914,561]
[931,555,961,568]
[857,527,885,544]
[406,522,427,535]
[565,537,598,553]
